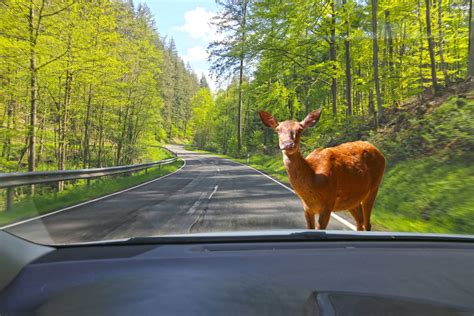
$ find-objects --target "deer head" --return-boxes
[258,109,322,155]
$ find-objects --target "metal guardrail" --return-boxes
[0,146,178,212]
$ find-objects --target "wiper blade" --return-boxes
[52,230,474,248]
[291,231,474,242]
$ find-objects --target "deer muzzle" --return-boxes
[280,142,295,150]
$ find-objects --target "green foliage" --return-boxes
[196,0,470,157]
[0,1,199,172]
[189,88,215,148]
[369,96,474,165]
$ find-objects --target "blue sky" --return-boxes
[140,0,218,90]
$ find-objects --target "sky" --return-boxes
[140,0,219,91]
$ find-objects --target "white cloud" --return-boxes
[182,46,208,63]
[176,7,219,42]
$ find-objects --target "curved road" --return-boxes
[5,145,354,244]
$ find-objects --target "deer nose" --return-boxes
[280,142,295,150]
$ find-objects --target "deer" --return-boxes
[258,109,385,231]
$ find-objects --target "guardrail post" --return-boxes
[5,187,14,212]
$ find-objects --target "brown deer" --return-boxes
[259,109,385,231]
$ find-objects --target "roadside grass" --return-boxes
[140,146,175,161]
[372,157,474,234]
[0,160,183,227]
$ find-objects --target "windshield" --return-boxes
[0,0,472,245]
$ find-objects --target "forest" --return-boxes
[195,0,471,155]
[0,0,203,173]
[1,0,471,170]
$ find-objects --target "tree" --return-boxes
[371,0,383,123]
[0,0,199,173]
[26,0,72,172]
[469,0,474,78]
[209,0,250,154]
[199,74,210,88]
[192,0,470,156]
[330,0,338,117]
[342,0,352,115]
[437,0,450,85]
[425,0,439,92]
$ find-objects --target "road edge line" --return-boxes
[1,159,187,230]
[221,158,357,231]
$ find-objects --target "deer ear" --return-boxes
[300,109,322,129]
[258,111,279,128]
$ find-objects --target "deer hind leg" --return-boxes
[349,205,364,231]
[304,210,315,229]
[361,188,380,231]
[316,209,331,230]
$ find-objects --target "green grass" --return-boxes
[372,157,474,234]
[0,160,183,226]
[139,146,175,161]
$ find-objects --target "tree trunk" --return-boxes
[97,102,105,167]
[356,65,361,115]
[37,108,46,163]
[116,89,132,165]
[58,70,72,192]
[237,57,244,153]
[236,0,248,154]
[2,97,13,160]
[330,0,338,117]
[417,0,425,92]
[468,0,474,78]
[437,0,450,85]
[425,0,439,93]
[83,83,93,168]
[28,2,37,172]
[368,89,378,128]
[343,0,352,116]
[384,10,394,71]
[371,0,383,123]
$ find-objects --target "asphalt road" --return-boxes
[5,145,354,244]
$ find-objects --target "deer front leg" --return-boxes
[316,209,331,230]
[304,210,315,229]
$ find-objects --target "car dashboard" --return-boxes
[1,231,473,315]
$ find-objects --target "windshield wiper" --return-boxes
[53,230,474,247]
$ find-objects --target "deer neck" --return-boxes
[282,149,314,191]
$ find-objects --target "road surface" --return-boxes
[4,145,354,244]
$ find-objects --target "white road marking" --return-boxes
[187,200,201,215]
[1,159,187,230]
[208,185,218,200]
[217,168,220,172]
[221,158,357,231]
